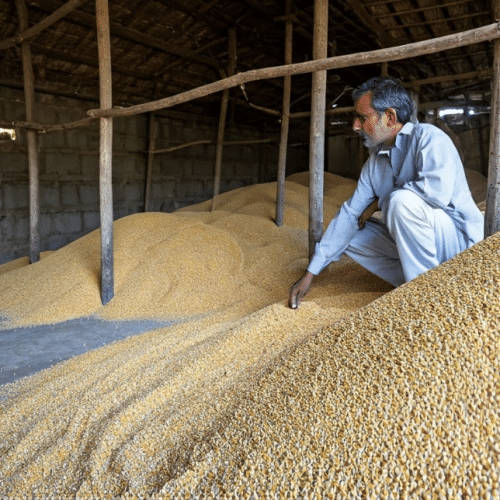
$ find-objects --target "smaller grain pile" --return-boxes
[0,173,372,328]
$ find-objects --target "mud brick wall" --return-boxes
[0,87,308,263]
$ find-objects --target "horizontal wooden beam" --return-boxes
[403,68,493,88]
[152,137,277,154]
[6,64,491,134]
[88,23,500,119]
[391,11,489,30]
[375,0,478,19]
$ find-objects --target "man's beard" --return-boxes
[359,132,376,148]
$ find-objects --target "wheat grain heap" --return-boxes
[0,172,498,498]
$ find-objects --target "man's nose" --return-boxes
[352,117,361,132]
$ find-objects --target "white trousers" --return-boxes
[345,189,466,287]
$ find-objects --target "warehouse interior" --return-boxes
[0,0,499,497]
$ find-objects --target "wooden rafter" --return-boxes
[340,0,395,48]
[0,0,90,50]
[30,0,222,70]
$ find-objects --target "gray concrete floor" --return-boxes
[0,317,172,386]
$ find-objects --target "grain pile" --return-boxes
[0,173,369,328]
[0,171,497,498]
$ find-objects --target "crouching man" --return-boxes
[289,76,483,309]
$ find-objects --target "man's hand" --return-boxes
[358,198,379,229]
[289,271,314,309]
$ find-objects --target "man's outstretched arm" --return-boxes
[288,271,314,309]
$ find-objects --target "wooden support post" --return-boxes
[308,0,328,258]
[212,29,236,211]
[485,23,500,236]
[144,112,156,212]
[96,0,114,304]
[275,0,293,227]
[15,0,40,264]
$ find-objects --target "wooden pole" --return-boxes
[144,112,156,212]
[275,0,293,227]
[96,0,114,304]
[15,0,40,264]
[212,29,236,211]
[309,0,328,258]
[485,1,500,237]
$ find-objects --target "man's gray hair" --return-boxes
[352,77,414,124]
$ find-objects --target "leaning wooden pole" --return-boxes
[96,0,114,304]
[275,0,293,227]
[212,29,236,211]
[485,1,500,237]
[308,0,328,258]
[88,23,500,120]
[1,0,91,51]
[15,0,40,264]
[212,88,229,211]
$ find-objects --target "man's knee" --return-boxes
[386,189,428,230]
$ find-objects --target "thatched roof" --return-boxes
[0,0,495,127]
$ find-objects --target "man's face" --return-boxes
[352,92,393,149]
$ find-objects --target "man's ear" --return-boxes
[385,107,399,127]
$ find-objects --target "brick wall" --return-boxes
[0,87,308,263]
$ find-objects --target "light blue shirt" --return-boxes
[308,122,484,275]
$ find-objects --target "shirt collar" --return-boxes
[376,121,415,155]
[394,121,415,148]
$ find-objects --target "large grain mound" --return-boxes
[158,232,500,499]
[0,171,495,498]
